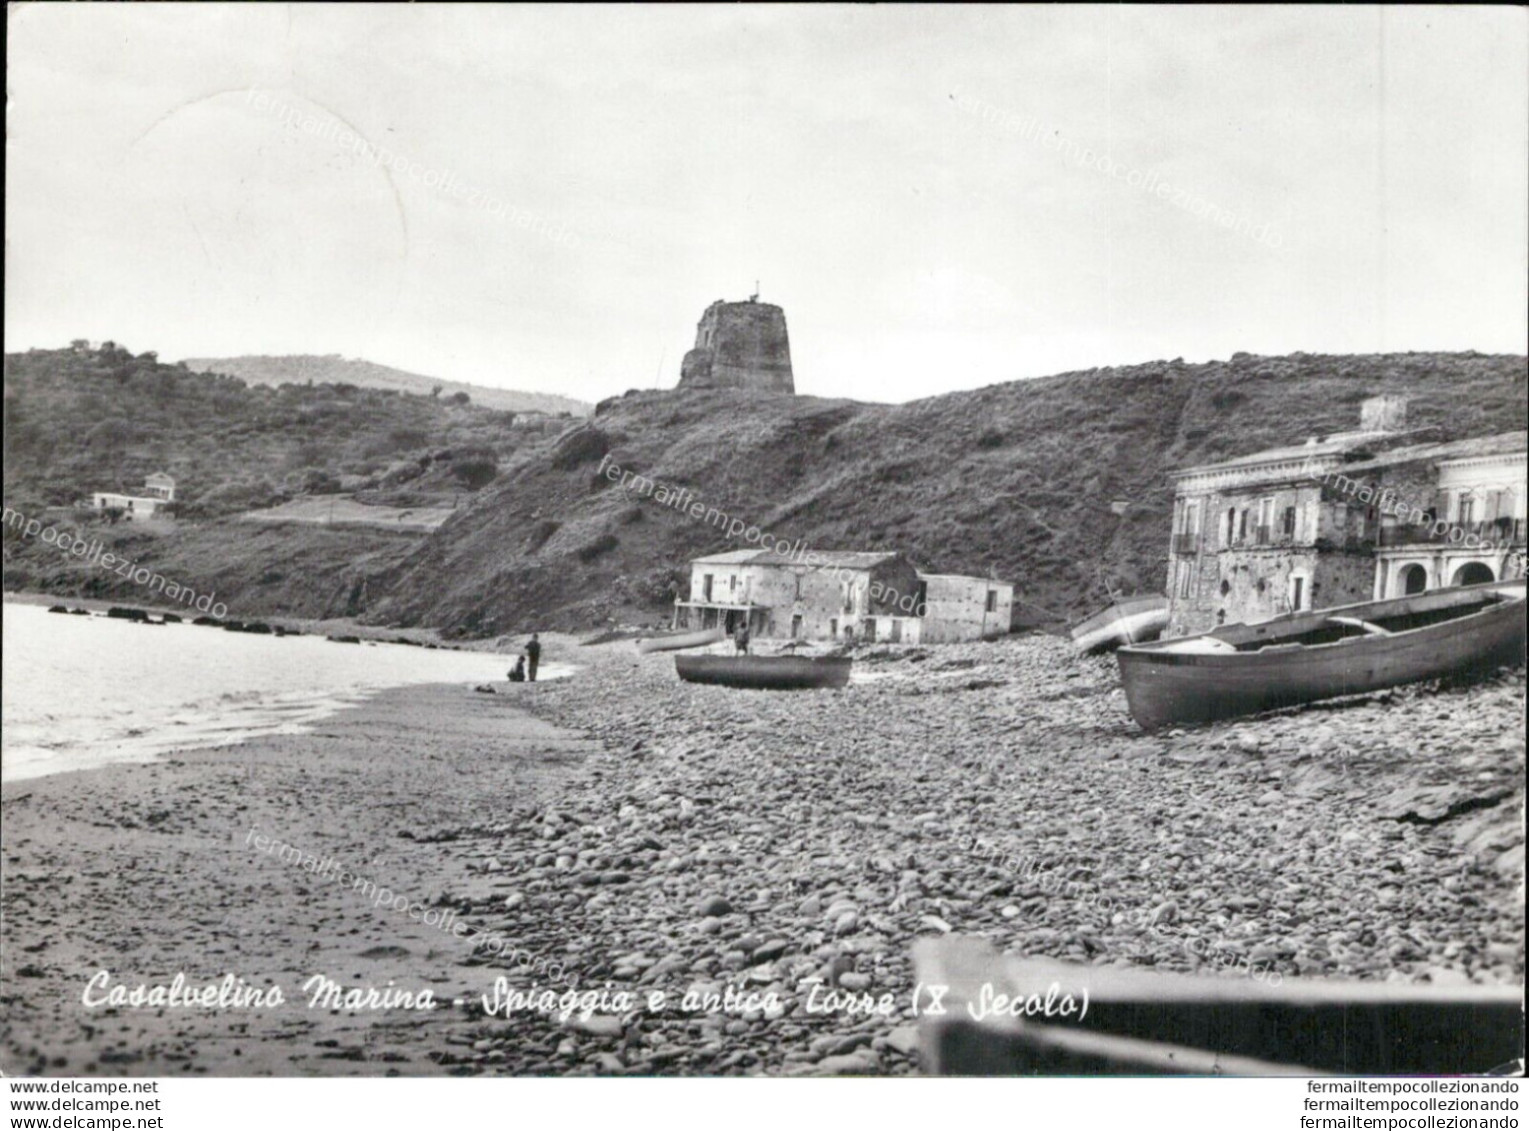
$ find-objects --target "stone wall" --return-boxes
[1359,394,1409,433]
[1311,550,1379,611]
[921,576,1013,642]
[1173,548,1308,633]
[1372,461,1442,526]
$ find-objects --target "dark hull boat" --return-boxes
[1070,595,1171,654]
[635,627,726,654]
[1117,579,1526,731]
[674,654,853,690]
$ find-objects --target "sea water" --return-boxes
[1,602,567,781]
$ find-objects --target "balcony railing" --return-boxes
[1171,533,1202,555]
[1221,527,1296,549]
[1378,518,1526,549]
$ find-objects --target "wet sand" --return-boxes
[1,679,598,1076]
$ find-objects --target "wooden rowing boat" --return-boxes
[635,627,726,654]
[1117,579,1526,730]
[674,654,853,690]
[915,936,1523,1075]
[1070,595,1170,653]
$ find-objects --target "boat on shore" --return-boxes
[1070,595,1171,653]
[674,654,853,690]
[635,627,726,654]
[1117,579,1526,730]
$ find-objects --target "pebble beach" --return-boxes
[2,631,1523,1076]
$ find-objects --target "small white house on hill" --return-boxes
[91,472,177,520]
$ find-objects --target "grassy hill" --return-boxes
[6,346,1524,634]
[3,342,568,617]
[182,354,590,417]
[3,343,553,517]
[364,351,1528,636]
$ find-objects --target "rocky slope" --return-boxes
[368,352,1527,636]
[8,348,1524,635]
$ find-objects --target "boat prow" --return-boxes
[1071,595,1171,654]
[635,627,727,654]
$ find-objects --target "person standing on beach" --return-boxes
[525,634,541,682]
[733,620,750,654]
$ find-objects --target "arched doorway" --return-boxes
[1398,564,1428,595]
[1451,561,1495,587]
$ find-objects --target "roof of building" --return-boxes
[1171,430,1408,478]
[690,549,902,569]
[689,549,764,564]
[1333,431,1526,475]
[1172,430,1525,495]
[917,572,1013,587]
[145,470,175,480]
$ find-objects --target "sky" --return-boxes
[6,4,1526,405]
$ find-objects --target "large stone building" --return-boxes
[674,549,1013,644]
[678,297,794,394]
[1164,397,1526,635]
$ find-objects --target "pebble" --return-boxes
[414,635,1524,1078]
[816,1051,879,1075]
[886,1027,920,1057]
[565,1015,623,1039]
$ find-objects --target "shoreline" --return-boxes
[1,597,582,784]
[1,589,514,653]
[2,632,1523,1077]
[1,679,600,1076]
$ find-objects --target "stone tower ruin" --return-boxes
[678,297,794,394]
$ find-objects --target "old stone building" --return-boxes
[1165,397,1412,635]
[676,550,921,642]
[917,572,1014,643]
[678,297,794,394]
[674,550,1012,644]
[1342,433,1526,598]
[1164,396,1526,635]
